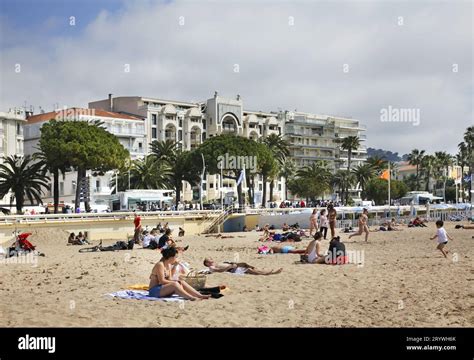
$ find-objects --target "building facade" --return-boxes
[23,108,146,208]
[0,108,27,207]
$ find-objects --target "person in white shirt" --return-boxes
[430,220,453,258]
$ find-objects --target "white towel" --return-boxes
[106,290,186,302]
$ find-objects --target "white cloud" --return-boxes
[0,0,471,155]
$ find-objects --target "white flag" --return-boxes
[236,168,245,186]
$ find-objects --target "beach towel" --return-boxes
[106,290,186,302]
[125,284,149,290]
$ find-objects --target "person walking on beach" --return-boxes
[430,220,453,258]
[309,209,319,236]
[148,247,210,300]
[328,204,337,239]
[133,212,142,244]
[349,208,369,242]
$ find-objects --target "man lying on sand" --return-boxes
[203,258,282,275]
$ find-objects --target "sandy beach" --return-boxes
[0,224,472,327]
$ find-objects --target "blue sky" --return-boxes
[0,0,472,155]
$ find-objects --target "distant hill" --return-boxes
[367,148,402,162]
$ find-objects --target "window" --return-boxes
[202,183,207,191]
[96,180,100,189]
[59,182,64,196]
[178,130,183,141]
[72,181,76,192]
[258,125,262,134]
[202,132,206,141]
[278,184,282,191]
[259,184,263,191]
[138,142,143,150]
[152,114,157,125]
[179,119,183,127]
[17,123,21,135]
[210,183,214,189]
[202,119,206,129]
[152,128,157,139]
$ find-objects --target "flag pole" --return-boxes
[388,162,391,215]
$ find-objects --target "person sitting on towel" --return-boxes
[203,258,282,275]
[148,247,209,300]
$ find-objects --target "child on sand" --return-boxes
[430,220,453,259]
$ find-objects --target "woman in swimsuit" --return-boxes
[309,209,319,236]
[149,247,210,300]
[327,204,337,239]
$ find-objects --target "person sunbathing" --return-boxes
[455,224,474,229]
[259,224,275,241]
[148,247,210,300]
[203,258,282,275]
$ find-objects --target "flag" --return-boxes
[236,168,245,186]
[379,169,390,180]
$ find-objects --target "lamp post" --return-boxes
[200,153,205,211]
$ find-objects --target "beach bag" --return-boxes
[179,270,206,290]
[273,234,282,241]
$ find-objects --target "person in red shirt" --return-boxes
[133,212,142,244]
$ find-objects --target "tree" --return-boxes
[196,134,274,208]
[365,178,408,205]
[434,151,453,202]
[366,155,387,176]
[457,142,468,202]
[279,159,297,200]
[150,140,200,207]
[407,149,425,190]
[288,161,332,201]
[352,163,375,194]
[331,169,356,204]
[37,120,70,213]
[261,134,290,204]
[0,155,50,214]
[110,156,171,192]
[463,126,474,203]
[59,121,129,211]
[337,136,360,172]
[421,154,436,192]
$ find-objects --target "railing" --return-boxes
[201,205,236,234]
[0,209,223,225]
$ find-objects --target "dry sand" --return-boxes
[0,224,472,327]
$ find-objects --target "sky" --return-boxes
[0,0,472,156]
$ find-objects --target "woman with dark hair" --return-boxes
[148,247,209,300]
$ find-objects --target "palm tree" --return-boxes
[261,134,290,203]
[407,149,425,190]
[337,136,361,171]
[352,163,375,194]
[150,141,200,206]
[0,155,49,214]
[366,155,387,176]
[457,142,468,202]
[331,170,356,204]
[421,154,436,192]
[295,161,332,201]
[279,159,297,200]
[111,157,172,192]
[435,151,453,202]
[149,139,179,163]
[464,126,474,202]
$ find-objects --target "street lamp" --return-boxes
[200,153,205,210]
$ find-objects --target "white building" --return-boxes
[89,92,286,205]
[23,108,146,208]
[0,108,27,207]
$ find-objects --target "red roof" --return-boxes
[27,108,143,124]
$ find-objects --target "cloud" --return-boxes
[0,0,471,155]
